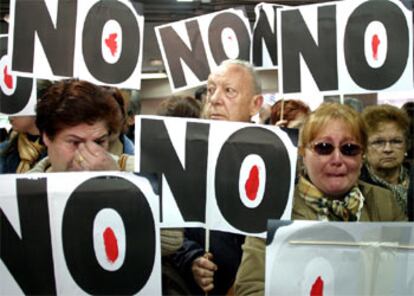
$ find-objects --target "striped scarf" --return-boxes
[298,176,364,221]
[366,164,409,214]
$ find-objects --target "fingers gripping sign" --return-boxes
[191,252,218,293]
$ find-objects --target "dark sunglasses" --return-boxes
[309,142,362,157]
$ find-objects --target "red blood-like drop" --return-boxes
[3,65,13,89]
[310,276,324,296]
[245,165,259,201]
[105,33,118,56]
[103,227,119,263]
[371,34,380,60]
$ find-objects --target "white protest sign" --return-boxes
[266,220,414,295]
[0,35,37,116]
[8,0,144,89]
[251,3,285,70]
[278,0,413,96]
[0,171,161,295]
[155,7,251,92]
[136,116,297,237]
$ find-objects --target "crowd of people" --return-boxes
[0,59,412,295]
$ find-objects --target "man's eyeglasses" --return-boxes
[369,138,404,150]
[309,142,362,157]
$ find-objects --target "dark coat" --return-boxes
[173,228,245,295]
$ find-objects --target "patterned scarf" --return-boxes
[298,176,365,221]
[366,164,409,214]
[16,133,45,173]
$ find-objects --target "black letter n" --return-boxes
[281,5,338,93]
[0,178,56,294]
[12,0,77,76]
[140,119,209,223]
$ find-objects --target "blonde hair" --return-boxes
[299,102,366,154]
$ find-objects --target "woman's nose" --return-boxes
[330,148,345,164]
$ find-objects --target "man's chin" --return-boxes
[209,114,227,120]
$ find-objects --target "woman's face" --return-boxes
[366,121,406,172]
[43,121,109,172]
[303,119,363,198]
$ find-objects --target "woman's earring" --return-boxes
[405,152,408,157]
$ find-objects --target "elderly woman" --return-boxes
[29,78,183,256]
[234,103,407,296]
[360,104,410,214]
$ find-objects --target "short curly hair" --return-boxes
[362,104,410,141]
[36,79,123,140]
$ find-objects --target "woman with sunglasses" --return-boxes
[360,104,411,215]
[234,102,406,296]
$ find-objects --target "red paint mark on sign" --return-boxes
[105,33,118,56]
[3,65,13,89]
[245,165,259,201]
[310,276,324,296]
[371,34,380,60]
[103,227,119,263]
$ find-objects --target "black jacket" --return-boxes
[173,228,245,295]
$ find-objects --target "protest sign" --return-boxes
[8,0,144,89]
[251,3,284,70]
[0,35,36,115]
[136,116,298,237]
[155,7,251,92]
[0,172,161,295]
[266,220,414,295]
[278,0,413,95]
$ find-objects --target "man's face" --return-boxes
[43,122,109,172]
[205,64,262,122]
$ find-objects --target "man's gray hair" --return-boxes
[219,59,262,95]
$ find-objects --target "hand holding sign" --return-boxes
[191,253,217,293]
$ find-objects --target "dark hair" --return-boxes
[194,86,207,102]
[36,79,123,140]
[270,99,311,125]
[104,86,128,133]
[156,96,201,118]
[36,79,53,99]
